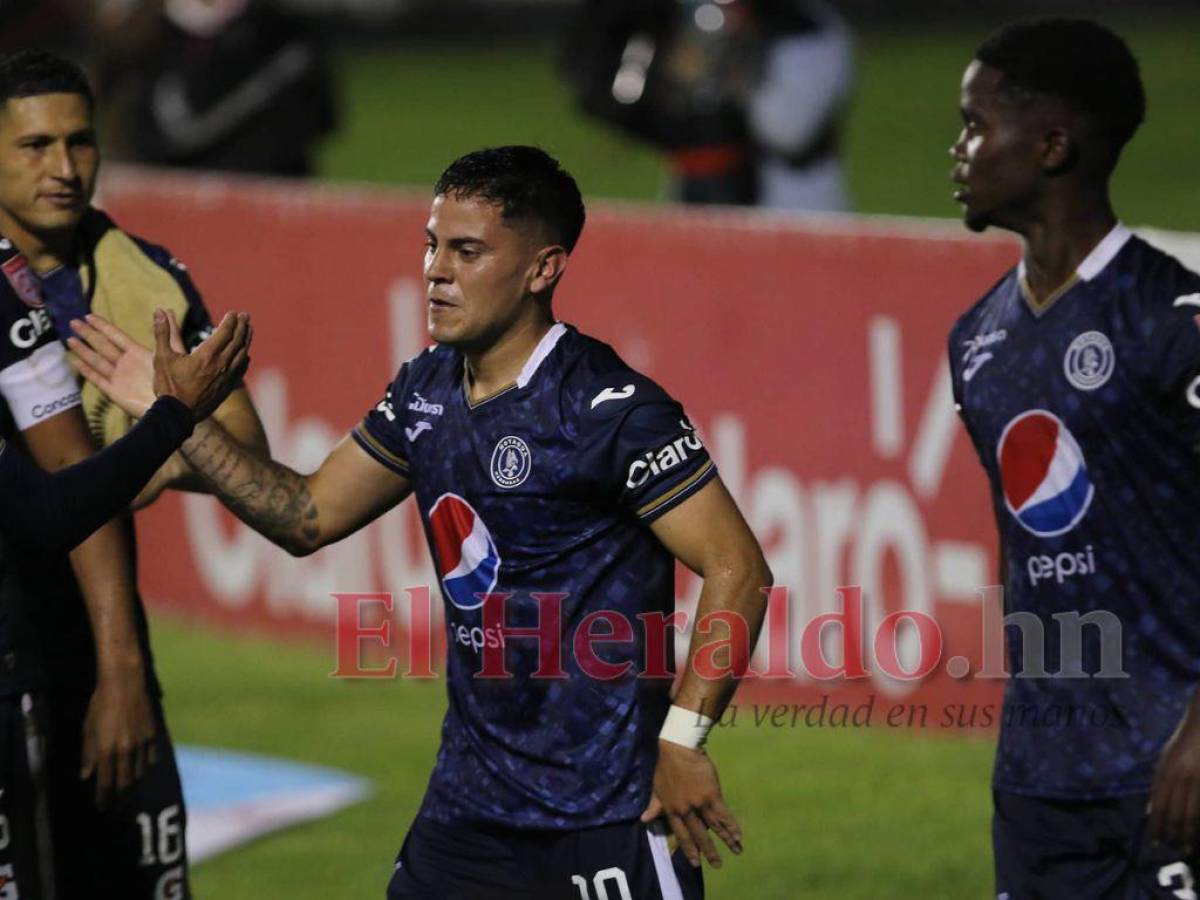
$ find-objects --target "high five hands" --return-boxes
[68,309,252,420]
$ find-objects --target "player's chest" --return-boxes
[957,294,1144,450]
[401,385,598,533]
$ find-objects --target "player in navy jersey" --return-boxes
[0,48,268,898]
[948,19,1200,898]
[0,287,249,900]
[76,145,773,899]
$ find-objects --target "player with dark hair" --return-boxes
[0,47,268,898]
[0,303,250,900]
[947,18,1200,897]
[74,145,771,899]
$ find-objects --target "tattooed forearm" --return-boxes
[181,419,322,555]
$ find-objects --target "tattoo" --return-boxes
[182,421,320,554]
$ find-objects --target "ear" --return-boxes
[528,245,569,295]
[1041,126,1076,174]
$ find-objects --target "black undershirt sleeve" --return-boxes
[0,396,194,552]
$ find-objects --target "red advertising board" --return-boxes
[99,166,1021,720]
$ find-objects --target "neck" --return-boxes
[1018,188,1117,302]
[463,312,555,401]
[0,215,76,274]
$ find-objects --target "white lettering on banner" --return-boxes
[183,278,436,625]
[176,280,987,690]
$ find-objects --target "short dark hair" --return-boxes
[976,19,1145,150]
[434,146,586,252]
[0,48,94,111]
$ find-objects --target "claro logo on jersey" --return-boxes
[429,493,500,612]
[998,410,1099,587]
[626,420,705,489]
[8,305,52,349]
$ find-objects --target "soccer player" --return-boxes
[0,304,250,899]
[75,145,772,899]
[947,19,1200,898]
[0,48,268,898]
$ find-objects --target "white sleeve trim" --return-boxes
[0,342,82,430]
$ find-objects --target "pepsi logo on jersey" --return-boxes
[998,411,1100,587]
[429,493,500,611]
[998,410,1094,538]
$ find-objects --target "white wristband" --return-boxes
[659,705,715,751]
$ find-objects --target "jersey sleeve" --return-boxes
[351,363,412,478]
[1142,277,1200,446]
[947,328,990,470]
[579,373,717,522]
[0,279,81,431]
[132,239,216,351]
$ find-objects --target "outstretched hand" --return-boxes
[69,309,252,421]
[641,740,743,870]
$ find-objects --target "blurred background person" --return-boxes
[94,0,337,176]
[563,0,854,211]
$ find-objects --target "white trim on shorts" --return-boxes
[645,821,684,900]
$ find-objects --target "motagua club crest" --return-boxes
[491,435,532,489]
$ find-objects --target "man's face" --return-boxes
[0,93,98,247]
[423,193,546,349]
[949,61,1048,233]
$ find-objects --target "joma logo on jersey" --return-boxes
[962,328,1006,382]
[626,422,703,489]
[9,306,51,349]
[407,393,444,416]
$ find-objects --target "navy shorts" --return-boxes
[994,790,1199,899]
[0,693,50,900]
[387,814,705,900]
[44,689,190,900]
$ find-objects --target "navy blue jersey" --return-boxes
[354,324,717,829]
[949,226,1200,799]
[0,236,82,698]
[20,209,215,699]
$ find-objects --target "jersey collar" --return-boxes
[462,322,568,409]
[1016,223,1132,316]
[516,322,568,388]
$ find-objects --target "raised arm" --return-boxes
[0,396,192,551]
[69,310,412,553]
[641,477,772,870]
[178,419,411,556]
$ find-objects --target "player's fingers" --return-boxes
[1164,775,1189,848]
[667,812,701,868]
[640,793,663,823]
[68,354,113,394]
[114,744,134,796]
[214,315,249,368]
[66,336,116,379]
[702,798,742,854]
[166,309,186,354]
[684,810,722,868]
[1183,778,1200,852]
[94,752,114,809]
[153,309,175,360]
[70,317,122,363]
[82,312,139,351]
[132,740,147,783]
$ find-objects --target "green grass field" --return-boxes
[317,17,1200,231]
[153,17,1200,898]
[153,616,995,899]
